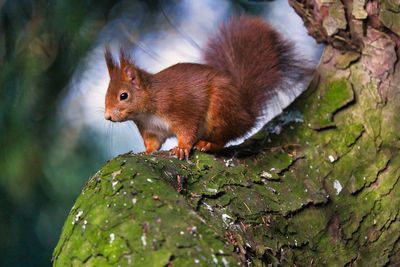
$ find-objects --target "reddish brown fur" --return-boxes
[104,16,310,160]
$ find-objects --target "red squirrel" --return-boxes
[104,16,311,160]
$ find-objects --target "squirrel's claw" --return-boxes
[170,146,190,161]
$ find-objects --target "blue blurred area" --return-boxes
[65,0,322,156]
[0,0,322,266]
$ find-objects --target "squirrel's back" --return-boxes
[204,16,311,129]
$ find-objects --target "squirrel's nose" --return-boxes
[104,112,112,121]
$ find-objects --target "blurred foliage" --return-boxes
[0,0,117,265]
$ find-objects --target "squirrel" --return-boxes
[104,16,312,160]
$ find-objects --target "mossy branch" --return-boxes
[53,0,400,265]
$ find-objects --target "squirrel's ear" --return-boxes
[122,65,145,89]
[104,46,115,76]
[119,47,146,89]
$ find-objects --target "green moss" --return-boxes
[379,0,400,36]
[288,207,330,248]
[53,156,240,266]
[251,151,294,182]
[348,149,390,194]
[54,46,400,266]
[305,79,354,129]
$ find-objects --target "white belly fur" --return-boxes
[134,114,174,139]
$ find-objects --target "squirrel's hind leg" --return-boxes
[194,140,224,153]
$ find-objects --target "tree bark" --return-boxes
[53,0,400,266]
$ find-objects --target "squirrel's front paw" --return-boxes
[170,146,191,160]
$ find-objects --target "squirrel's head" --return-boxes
[104,47,151,122]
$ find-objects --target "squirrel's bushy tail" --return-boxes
[204,16,312,128]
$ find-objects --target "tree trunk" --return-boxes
[53,1,400,266]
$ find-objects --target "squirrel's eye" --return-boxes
[119,92,128,101]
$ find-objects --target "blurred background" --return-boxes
[0,0,322,266]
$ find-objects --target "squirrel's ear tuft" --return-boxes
[104,45,115,76]
[119,47,133,70]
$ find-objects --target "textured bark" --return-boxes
[53,1,400,266]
